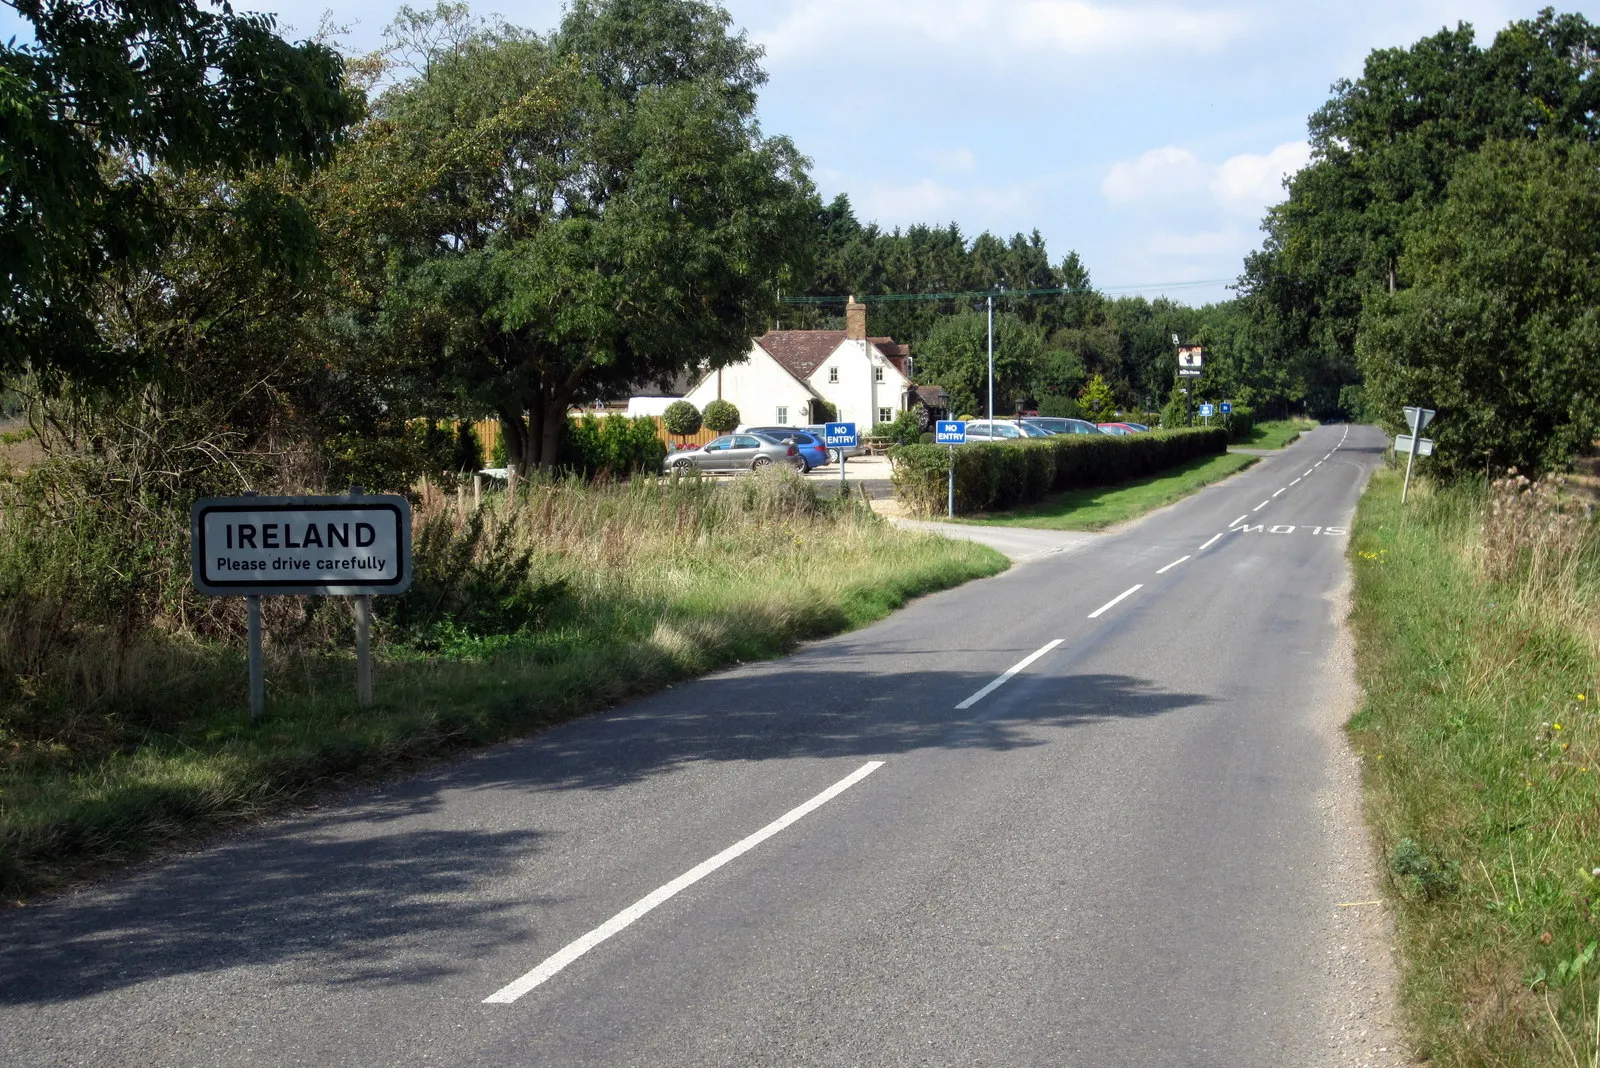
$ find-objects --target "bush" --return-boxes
[702,399,740,434]
[871,409,923,446]
[662,400,702,437]
[560,414,667,479]
[1223,404,1255,442]
[890,427,1229,516]
[453,422,484,472]
[1037,395,1082,419]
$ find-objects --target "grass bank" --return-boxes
[1349,466,1600,1066]
[959,451,1256,531]
[0,471,1005,901]
[1234,417,1319,450]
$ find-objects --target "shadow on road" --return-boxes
[0,658,1206,1006]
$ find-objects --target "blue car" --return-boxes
[746,428,829,471]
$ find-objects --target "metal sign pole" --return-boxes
[354,594,373,705]
[948,445,955,518]
[1401,429,1421,504]
[247,595,264,720]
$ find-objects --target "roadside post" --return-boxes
[191,488,413,717]
[1399,406,1437,505]
[935,420,967,517]
[824,421,858,486]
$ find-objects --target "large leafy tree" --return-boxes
[914,311,1045,418]
[1242,8,1600,416]
[0,0,359,386]
[364,0,817,470]
[1358,139,1600,475]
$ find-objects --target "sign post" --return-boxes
[824,422,858,487]
[1400,406,1437,505]
[1199,402,1214,424]
[935,420,967,517]
[191,489,413,717]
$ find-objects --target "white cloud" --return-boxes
[1210,141,1311,214]
[855,178,1036,229]
[927,146,977,173]
[757,0,1247,65]
[1101,140,1309,215]
[1099,146,1205,204]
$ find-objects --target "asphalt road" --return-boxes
[0,424,1394,1067]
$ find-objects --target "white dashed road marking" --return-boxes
[1088,584,1144,619]
[955,639,1065,710]
[1156,555,1191,574]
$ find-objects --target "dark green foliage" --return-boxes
[871,410,923,446]
[890,428,1228,516]
[1389,837,1460,902]
[1224,405,1255,442]
[662,400,703,436]
[0,0,360,387]
[1036,395,1082,419]
[701,399,740,434]
[453,423,485,472]
[560,415,668,478]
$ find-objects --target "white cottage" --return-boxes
[683,299,912,429]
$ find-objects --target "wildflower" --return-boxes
[1581,694,1588,702]
[1556,723,1564,731]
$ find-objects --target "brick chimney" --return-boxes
[845,296,867,341]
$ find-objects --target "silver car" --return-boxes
[1022,417,1105,435]
[664,433,806,473]
[962,420,1054,440]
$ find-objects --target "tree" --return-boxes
[1078,375,1117,423]
[1358,139,1600,475]
[702,399,740,434]
[662,400,702,438]
[0,0,359,387]
[366,0,817,470]
[915,312,1043,418]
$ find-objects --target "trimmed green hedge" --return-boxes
[890,427,1229,516]
[1225,405,1255,442]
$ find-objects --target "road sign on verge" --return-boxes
[1394,434,1434,458]
[1404,406,1436,433]
[1199,403,1215,418]
[191,493,413,718]
[1220,401,1233,414]
[935,420,967,445]
[823,422,858,448]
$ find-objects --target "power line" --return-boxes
[780,278,1235,305]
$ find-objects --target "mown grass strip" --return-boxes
[1,490,1005,902]
[959,451,1256,531]
[1349,467,1600,1067]
[1233,418,1319,450]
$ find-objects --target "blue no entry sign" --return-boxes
[1199,403,1215,418]
[935,420,966,445]
[823,422,858,448]
[1220,401,1233,414]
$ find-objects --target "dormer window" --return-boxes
[874,365,884,382]
[828,366,838,383]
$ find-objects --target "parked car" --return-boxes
[1096,422,1141,435]
[1021,417,1104,436]
[663,433,805,473]
[963,419,1054,440]
[741,427,829,471]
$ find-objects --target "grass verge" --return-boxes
[1234,418,1319,450]
[0,473,1006,902]
[1349,466,1600,1066]
[959,451,1256,531]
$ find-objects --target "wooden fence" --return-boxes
[469,415,717,461]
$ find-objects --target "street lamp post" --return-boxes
[986,294,994,421]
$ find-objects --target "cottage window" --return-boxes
[874,366,884,382]
[878,407,893,425]
[828,366,838,383]
[776,406,788,424]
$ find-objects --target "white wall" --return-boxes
[683,343,816,427]
[808,340,910,428]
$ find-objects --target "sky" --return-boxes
[7,0,1592,304]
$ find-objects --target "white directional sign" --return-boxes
[1403,406,1436,433]
[1394,434,1434,457]
[191,495,413,596]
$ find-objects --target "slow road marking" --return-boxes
[956,639,1065,710]
[483,761,886,1004]
[1088,584,1143,619]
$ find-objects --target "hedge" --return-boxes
[889,427,1229,516]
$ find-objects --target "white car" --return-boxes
[961,420,1054,441]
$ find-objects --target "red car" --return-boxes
[1096,422,1147,435]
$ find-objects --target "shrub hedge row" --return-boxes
[890,427,1229,516]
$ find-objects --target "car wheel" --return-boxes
[751,456,773,470]
[672,457,694,472]
[829,447,841,464]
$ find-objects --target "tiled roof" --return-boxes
[755,330,847,381]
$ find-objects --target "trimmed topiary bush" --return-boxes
[702,398,740,434]
[663,400,702,437]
